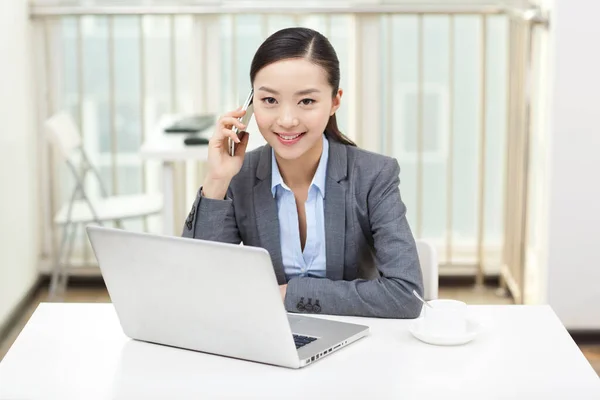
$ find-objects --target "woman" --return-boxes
[183,27,423,318]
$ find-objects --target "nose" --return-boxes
[276,105,299,129]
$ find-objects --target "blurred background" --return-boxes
[1,0,599,370]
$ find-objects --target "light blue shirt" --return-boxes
[271,135,329,280]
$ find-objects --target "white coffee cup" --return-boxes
[422,299,467,336]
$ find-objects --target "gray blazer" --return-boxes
[182,140,424,318]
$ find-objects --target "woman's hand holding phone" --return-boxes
[202,108,250,200]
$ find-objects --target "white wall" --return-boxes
[0,0,40,327]
[544,0,600,329]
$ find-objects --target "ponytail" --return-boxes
[324,113,356,146]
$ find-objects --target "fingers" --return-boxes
[221,128,241,145]
[219,115,247,132]
[221,108,246,125]
[211,123,246,147]
[233,131,250,157]
[209,108,248,150]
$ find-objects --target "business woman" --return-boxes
[182,27,424,318]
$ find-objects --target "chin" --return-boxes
[271,144,310,160]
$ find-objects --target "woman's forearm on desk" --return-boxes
[284,275,423,319]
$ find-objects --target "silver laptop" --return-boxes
[86,226,369,369]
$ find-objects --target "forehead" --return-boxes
[253,58,330,92]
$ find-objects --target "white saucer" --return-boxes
[409,318,482,346]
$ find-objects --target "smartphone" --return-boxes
[229,89,254,156]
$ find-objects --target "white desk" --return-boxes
[1,304,598,399]
[140,115,212,236]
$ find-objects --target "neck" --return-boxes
[275,137,323,188]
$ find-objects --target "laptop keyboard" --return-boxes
[293,334,317,349]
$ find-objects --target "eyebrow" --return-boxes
[257,86,321,96]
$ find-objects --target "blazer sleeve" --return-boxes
[181,187,241,244]
[283,158,424,318]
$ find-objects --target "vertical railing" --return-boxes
[416,13,424,239]
[108,16,118,197]
[139,15,148,232]
[476,15,488,287]
[446,14,455,268]
[500,7,548,303]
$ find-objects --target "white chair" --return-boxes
[45,111,163,298]
[416,239,439,300]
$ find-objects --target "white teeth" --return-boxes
[278,133,301,140]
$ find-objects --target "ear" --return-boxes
[330,88,343,116]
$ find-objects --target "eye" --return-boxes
[300,98,315,106]
[262,97,277,105]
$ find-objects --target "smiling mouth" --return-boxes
[275,132,305,141]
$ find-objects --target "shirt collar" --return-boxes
[271,134,329,198]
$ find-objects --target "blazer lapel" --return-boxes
[254,145,286,284]
[324,141,348,281]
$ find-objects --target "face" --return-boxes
[252,58,342,161]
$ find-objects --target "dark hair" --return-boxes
[250,27,356,146]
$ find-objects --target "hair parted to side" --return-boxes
[250,27,356,146]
